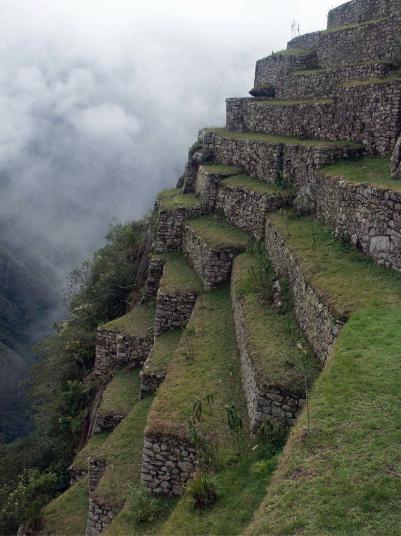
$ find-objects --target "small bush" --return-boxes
[256,420,288,459]
[187,472,217,510]
[126,485,164,524]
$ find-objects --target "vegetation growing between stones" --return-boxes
[0,218,149,533]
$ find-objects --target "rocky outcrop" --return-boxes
[391,137,401,179]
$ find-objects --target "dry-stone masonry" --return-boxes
[391,136,401,179]
[265,218,344,364]
[216,180,292,239]
[327,0,401,30]
[154,291,197,336]
[231,283,305,433]
[141,434,198,496]
[94,328,153,377]
[182,224,246,291]
[141,257,165,302]
[92,412,125,435]
[195,164,242,212]
[87,499,119,536]
[153,204,203,253]
[296,171,401,270]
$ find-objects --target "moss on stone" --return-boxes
[221,174,290,196]
[200,163,243,175]
[158,189,200,210]
[209,128,364,149]
[322,155,401,191]
[102,302,155,337]
[185,215,249,250]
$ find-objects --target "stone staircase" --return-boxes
[38,1,401,534]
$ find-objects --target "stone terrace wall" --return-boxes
[141,257,165,302]
[265,219,343,364]
[141,434,198,496]
[216,182,292,240]
[182,224,245,290]
[205,132,364,184]
[227,81,401,154]
[254,51,317,89]
[87,498,119,536]
[94,329,153,377]
[231,284,304,433]
[153,205,203,253]
[275,62,396,100]
[140,368,165,398]
[327,0,401,29]
[298,172,401,270]
[92,413,125,435]
[154,291,197,336]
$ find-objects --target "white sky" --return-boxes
[0,0,345,274]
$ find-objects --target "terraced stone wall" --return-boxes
[298,171,401,270]
[227,81,401,154]
[94,329,152,377]
[92,413,125,435]
[141,257,164,302]
[231,286,304,433]
[87,498,118,536]
[140,369,164,398]
[216,182,292,239]
[182,224,244,290]
[153,205,203,253]
[275,62,396,99]
[265,219,343,364]
[141,434,198,496]
[327,0,400,29]
[204,133,364,184]
[254,51,317,89]
[154,291,197,336]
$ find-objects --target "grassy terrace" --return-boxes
[72,433,109,472]
[323,16,388,35]
[222,174,291,196]
[322,155,401,192]
[93,397,153,509]
[185,215,249,250]
[269,210,401,317]
[146,286,247,442]
[343,73,401,87]
[200,163,242,175]
[245,212,401,535]
[41,480,88,536]
[271,48,313,57]
[256,98,333,106]
[98,368,141,416]
[143,330,182,377]
[102,302,155,337]
[232,254,319,393]
[157,252,203,294]
[209,128,363,149]
[158,188,200,210]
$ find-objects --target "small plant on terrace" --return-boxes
[248,241,275,304]
[298,338,313,434]
[225,403,245,456]
[126,484,164,524]
[187,471,217,510]
[187,398,219,471]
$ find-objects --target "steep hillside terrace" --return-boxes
[92,367,141,434]
[140,329,182,398]
[87,394,153,534]
[153,252,203,335]
[182,215,249,290]
[274,61,397,99]
[142,286,248,496]
[296,155,401,270]
[231,253,319,433]
[246,210,401,535]
[286,15,401,69]
[153,189,202,253]
[40,480,88,536]
[327,0,401,29]
[227,76,401,153]
[94,302,155,377]
[215,174,293,239]
[195,163,242,211]
[203,128,364,184]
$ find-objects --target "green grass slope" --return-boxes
[41,480,88,536]
[245,212,401,535]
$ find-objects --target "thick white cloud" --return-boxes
[0,0,343,279]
